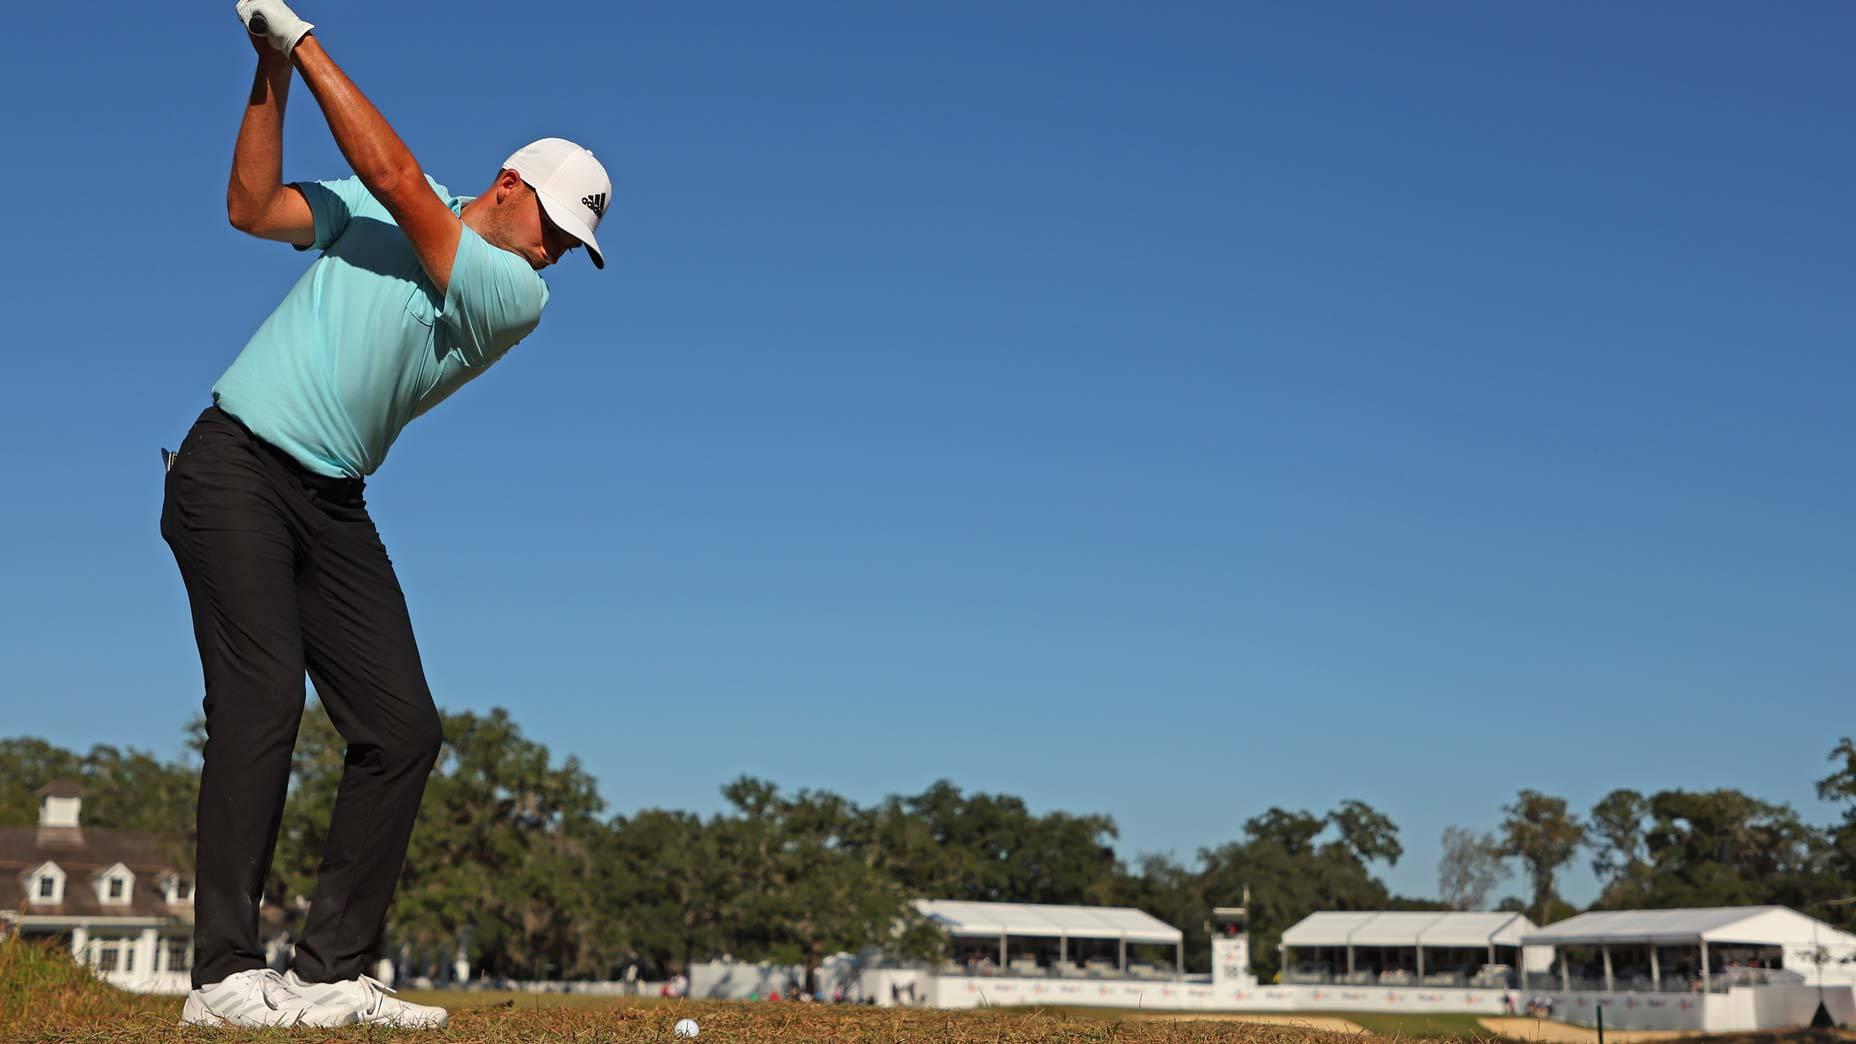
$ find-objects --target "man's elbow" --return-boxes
[227,191,263,233]
[358,158,430,209]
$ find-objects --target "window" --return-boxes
[96,865,132,904]
[124,947,135,972]
[167,941,192,971]
[96,947,118,972]
[37,877,54,899]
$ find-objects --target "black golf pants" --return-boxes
[161,405,442,989]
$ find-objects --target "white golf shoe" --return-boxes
[283,970,450,1028]
[178,967,360,1027]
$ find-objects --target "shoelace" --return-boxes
[253,970,308,1025]
[255,969,299,1010]
[353,973,398,1015]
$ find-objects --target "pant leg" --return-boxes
[160,410,309,990]
[288,495,443,984]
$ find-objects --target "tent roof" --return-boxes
[1521,906,1856,949]
[912,899,1182,945]
[1281,911,1537,948]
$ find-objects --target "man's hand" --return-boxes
[236,0,314,57]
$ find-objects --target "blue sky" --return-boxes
[2,3,1852,906]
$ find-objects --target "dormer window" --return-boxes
[26,861,66,905]
[160,873,194,905]
[94,862,133,906]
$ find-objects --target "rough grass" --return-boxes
[4,937,1852,1044]
[0,936,1366,1043]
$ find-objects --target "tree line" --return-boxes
[4,712,1853,984]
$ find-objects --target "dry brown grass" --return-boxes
[4,938,1852,1044]
[0,936,1366,1044]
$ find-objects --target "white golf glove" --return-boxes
[236,0,314,56]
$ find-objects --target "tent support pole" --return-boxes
[1602,944,1614,992]
[1119,936,1126,976]
[1176,940,1183,978]
[1060,935,1066,971]
[1701,942,1710,993]
[1650,945,1660,992]
[999,933,1006,973]
[1560,949,1569,992]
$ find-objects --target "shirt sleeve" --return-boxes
[437,225,550,367]
[290,176,374,251]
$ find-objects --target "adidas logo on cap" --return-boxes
[582,192,607,219]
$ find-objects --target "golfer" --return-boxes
[161,0,610,1027]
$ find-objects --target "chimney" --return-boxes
[36,781,84,846]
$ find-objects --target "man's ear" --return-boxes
[493,168,524,204]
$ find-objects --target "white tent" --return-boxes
[913,899,1184,975]
[1282,911,1536,949]
[1520,906,1856,991]
[1279,910,1548,984]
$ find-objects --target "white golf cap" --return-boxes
[502,137,611,269]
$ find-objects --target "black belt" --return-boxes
[212,405,367,501]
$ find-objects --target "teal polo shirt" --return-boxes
[212,175,550,478]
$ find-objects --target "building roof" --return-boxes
[912,899,1183,945]
[0,826,191,922]
[1281,910,1538,949]
[37,780,84,799]
[1521,906,1856,950]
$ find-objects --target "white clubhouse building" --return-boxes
[0,783,195,993]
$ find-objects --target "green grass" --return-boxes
[1029,1006,1496,1039]
[1326,1012,1496,1039]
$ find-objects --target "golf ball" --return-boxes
[674,1018,700,1038]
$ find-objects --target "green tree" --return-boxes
[391,707,606,979]
[601,809,731,975]
[720,778,918,995]
[1588,789,1652,909]
[1330,800,1404,866]
[0,738,84,826]
[1817,738,1856,929]
[866,780,1121,906]
[1498,790,1583,925]
[1632,789,1832,913]
[1195,803,1400,980]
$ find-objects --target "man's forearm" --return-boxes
[227,54,293,225]
[290,35,424,200]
